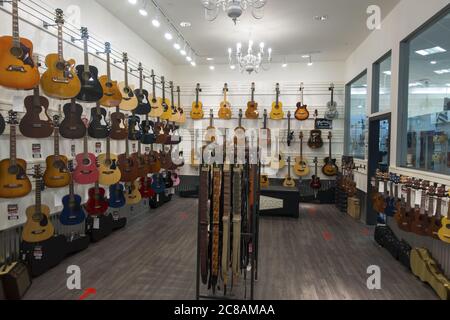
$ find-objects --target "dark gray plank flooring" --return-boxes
[24,199,437,300]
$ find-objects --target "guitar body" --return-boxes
[147,151,161,173]
[410,210,428,236]
[85,187,108,216]
[294,103,309,121]
[160,150,174,170]
[43,155,70,188]
[245,101,259,119]
[0,159,31,198]
[260,175,269,188]
[308,130,324,149]
[73,153,99,185]
[140,120,155,145]
[322,157,338,177]
[60,194,86,225]
[140,177,156,198]
[41,54,81,99]
[294,157,310,177]
[395,205,413,232]
[128,115,142,141]
[283,177,296,188]
[0,36,40,90]
[438,216,450,244]
[19,95,54,138]
[118,82,138,111]
[117,154,139,182]
[270,156,285,170]
[110,110,128,140]
[177,107,187,124]
[88,106,109,139]
[108,184,126,208]
[132,154,148,177]
[218,102,232,120]
[125,181,142,205]
[22,205,54,243]
[160,100,172,120]
[325,102,339,120]
[310,176,322,190]
[149,96,163,117]
[191,102,204,120]
[0,114,4,135]
[151,174,165,194]
[134,89,151,115]
[97,153,121,186]
[59,101,86,139]
[98,75,122,107]
[75,65,103,102]
[270,101,284,120]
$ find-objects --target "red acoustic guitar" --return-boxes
[85,182,108,216]
[310,157,322,190]
[73,119,99,184]
[139,175,155,198]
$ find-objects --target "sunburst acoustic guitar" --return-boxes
[294,83,309,121]
[245,82,259,119]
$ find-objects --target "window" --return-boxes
[346,71,368,159]
[399,7,450,175]
[372,53,392,113]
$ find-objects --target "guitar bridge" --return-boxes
[4,183,23,189]
[52,77,70,84]
[7,65,26,73]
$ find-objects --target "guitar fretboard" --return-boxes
[83,38,89,73]
[106,51,112,82]
[54,127,60,157]
[57,23,64,62]
[12,0,20,48]
[10,125,17,166]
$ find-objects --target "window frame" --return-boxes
[371,50,392,114]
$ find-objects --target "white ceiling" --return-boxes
[95,0,400,65]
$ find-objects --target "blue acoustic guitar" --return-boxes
[108,183,126,209]
[60,162,86,226]
[151,173,165,194]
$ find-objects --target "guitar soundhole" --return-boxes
[82,72,91,82]
[53,160,67,170]
[8,165,19,175]
[82,158,90,165]
[104,159,112,166]
[106,82,113,88]
[56,61,66,71]
[10,46,23,58]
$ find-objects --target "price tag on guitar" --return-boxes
[12,95,25,112]
[93,217,100,230]
[7,204,19,221]
[32,143,42,159]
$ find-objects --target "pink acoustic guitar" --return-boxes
[73,119,99,184]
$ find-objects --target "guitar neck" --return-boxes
[83,134,88,159]
[106,51,112,82]
[54,127,60,157]
[35,178,42,212]
[125,136,130,157]
[10,125,17,166]
[83,38,89,73]
[57,23,64,61]
[106,136,111,161]
[139,67,143,92]
[32,86,40,107]
[12,0,20,48]
[124,60,129,86]
[69,177,75,201]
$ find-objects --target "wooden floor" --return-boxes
[24,199,437,300]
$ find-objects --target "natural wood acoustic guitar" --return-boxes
[98,42,122,107]
[269,83,284,120]
[118,53,138,111]
[191,83,204,120]
[294,83,309,121]
[218,83,232,120]
[245,82,259,119]
[149,69,163,118]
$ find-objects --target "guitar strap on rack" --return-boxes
[221,165,231,291]
[199,165,210,285]
[211,167,222,291]
[232,166,242,284]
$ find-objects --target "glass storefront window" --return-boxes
[373,54,392,113]
[400,9,450,175]
[347,72,368,159]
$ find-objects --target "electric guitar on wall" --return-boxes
[73,119,99,185]
[98,132,121,186]
[22,165,55,243]
[85,181,108,216]
[325,83,339,120]
[245,82,259,119]
[294,83,309,121]
[269,83,284,120]
[149,69,163,118]
[75,27,103,102]
[43,115,70,188]
[176,85,186,124]
[0,111,32,198]
[310,157,322,191]
[110,106,128,140]
[19,85,54,138]
[134,62,151,115]
[41,9,81,99]
[191,83,204,120]
[59,98,86,139]
[88,102,109,139]
[218,83,232,120]
[308,110,324,149]
[60,161,86,226]
[99,42,122,107]
[283,157,296,188]
[160,77,172,121]
[0,0,40,90]
[322,132,338,176]
[294,131,310,177]
[118,52,138,111]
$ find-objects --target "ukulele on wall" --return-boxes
[73,119,99,185]
[0,0,40,89]
[60,161,86,226]
[118,52,138,111]
[245,82,259,119]
[218,83,232,120]
[294,83,309,121]
[308,110,324,149]
[59,98,86,139]
[325,83,339,120]
[22,165,55,243]
[294,131,310,177]
[88,102,109,139]
[0,111,32,198]
[75,27,103,102]
[310,157,322,191]
[43,115,70,188]
[41,9,81,99]
[269,83,284,120]
[149,69,163,118]
[19,85,54,138]
[191,83,204,120]
[99,42,122,107]
[283,157,296,188]
[322,132,338,176]
[134,62,151,115]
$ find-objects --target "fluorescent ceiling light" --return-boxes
[415,46,446,56]
[446,83,450,87]
[180,22,191,27]
[434,68,450,75]
[191,61,196,66]
[409,82,423,87]
[128,0,137,4]
[209,66,215,70]
[430,61,437,65]
[164,33,173,40]
[139,9,148,16]
[180,49,187,56]
[152,19,160,27]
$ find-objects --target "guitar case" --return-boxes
[85,214,114,243]
[109,210,127,231]
[318,187,336,204]
[398,239,412,270]
[374,225,400,260]
[65,235,90,256]
[20,235,68,278]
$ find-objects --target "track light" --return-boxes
[139,8,148,16]
[174,43,181,50]
[191,61,196,67]
[164,32,173,40]
[209,66,215,70]
[128,0,137,4]
[152,18,160,27]
[180,48,187,56]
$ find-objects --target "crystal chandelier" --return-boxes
[202,0,267,25]
[228,40,272,74]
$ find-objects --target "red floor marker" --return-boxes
[362,228,370,236]
[322,231,332,241]
[180,212,189,220]
[79,288,96,300]
[308,207,317,216]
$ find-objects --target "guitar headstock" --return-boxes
[287,111,291,119]
[314,109,318,119]
[55,8,64,25]
[300,82,304,92]
[428,183,436,196]
[7,110,19,125]
[239,109,243,120]
[52,115,60,128]
[329,83,335,92]
[138,62,143,72]
[122,52,128,63]
[80,27,89,40]
[223,83,228,93]
[161,76,165,86]
[251,82,255,92]
[32,164,43,179]
[196,83,201,93]
[105,42,111,54]
[299,131,304,140]
[313,157,318,164]
[275,83,280,95]
[263,109,267,119]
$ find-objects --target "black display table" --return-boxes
[260,186,300,218]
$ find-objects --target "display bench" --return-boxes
[260,186,300,219]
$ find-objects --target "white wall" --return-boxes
[344,0,450,190]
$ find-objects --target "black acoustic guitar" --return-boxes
[88,102,109,139]
[60,98,86,139]
[128,113,142,141]
[134,63,151,115]
[0,113,5,135]
[75,27,103,102]
[140,114,155,145]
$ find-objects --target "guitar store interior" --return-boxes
[0,0,449,302]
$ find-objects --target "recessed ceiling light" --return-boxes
[307,62,313,67]
[314,15,328,21]
[180,49,187,56]
[415,46,446,56]
[180,22,191,27]
[139,8,148,16]
[206,57,214,61]
[191,61,196,67]
[128,0,137,4]
[282,63,288,68]
[430,61,437,65]
[152,19,160,27]
[209,66,215,70]
[173,43,181,50]
[230,65,236,70]
[434,68,450,75]
[164,33,173,40]
[186,56,192,62]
